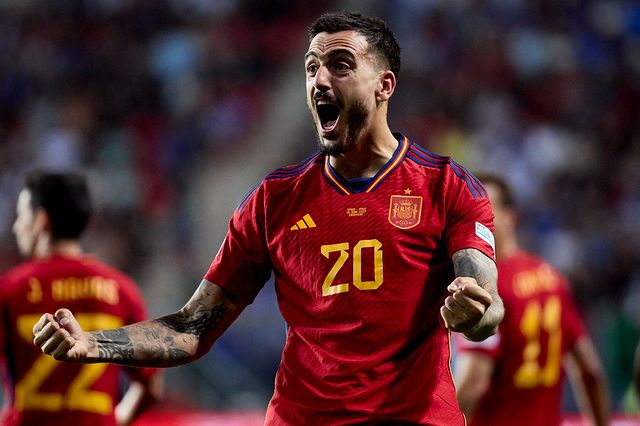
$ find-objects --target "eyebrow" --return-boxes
[304,49,357,62]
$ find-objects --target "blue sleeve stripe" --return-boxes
[449,160,487,198]
[406,152,445,169]
[240,153,321,212]
[450,159,487,198]
[266,152,321,180]
[409,145,486,199]
[411,143,448,160]
[449,165,479,198]
[237,180,263,212]
[408,146,448,166]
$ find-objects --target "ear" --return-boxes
[376,70,396,102]
[33,207,50,235]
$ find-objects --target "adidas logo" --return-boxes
[290,214,316,231]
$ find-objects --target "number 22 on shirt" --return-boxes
[15,313,123,413]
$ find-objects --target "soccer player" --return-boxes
[454,173,609,426]
[32,12,504,425]
[1,170,161,426]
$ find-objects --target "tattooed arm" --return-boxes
[440,248,504,342]
[33,280,246,367]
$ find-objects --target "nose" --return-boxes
[313,65,331,94]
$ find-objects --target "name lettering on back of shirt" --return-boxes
[25,276,120,305]
[52,277,120,305]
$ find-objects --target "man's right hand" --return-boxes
[33,308,94,362]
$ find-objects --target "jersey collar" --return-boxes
[322,133,410,195]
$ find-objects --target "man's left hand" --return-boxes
[440,277,493,333]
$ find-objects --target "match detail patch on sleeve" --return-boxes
[475,222,495,250]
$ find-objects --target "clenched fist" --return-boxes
[440,277,493,333]
[33,308,93,362]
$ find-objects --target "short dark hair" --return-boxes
[475,172,516,209]
[309,11,401,77]
[25,170,92,240]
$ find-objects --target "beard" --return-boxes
[317,99,369,157]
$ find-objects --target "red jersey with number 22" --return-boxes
[457,250,586,426]
[205,134,495,425]
[0,254,154,426]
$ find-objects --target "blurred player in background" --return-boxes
[0,170,161,426]
[32,12,503,425]
[455,173,609,426]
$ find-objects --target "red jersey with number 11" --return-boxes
[205,134,496,425]
[457,250,586,426]
[0,254,154,426]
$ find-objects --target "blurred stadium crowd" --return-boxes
[0,0,639,416]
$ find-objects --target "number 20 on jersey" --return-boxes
[321,239,383,296]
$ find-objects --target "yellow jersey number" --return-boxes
[321,239,383,296]
[513,296,562,388]
[15,313,123,414]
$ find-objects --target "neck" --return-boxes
[35,237,83,259]
[329,125,398,179]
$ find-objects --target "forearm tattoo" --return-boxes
[84,282,237,366]
[92,328,134,360]
[136,325,192,362]
[155,304,228,337]
[452,248,497,289]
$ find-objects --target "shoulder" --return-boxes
[0,259,48,301]
[237,151,323,212]
[80,256,138,288]
[406,142,487,199]
[514,250,563,275]
[263,151,323,187]
[501,250,572,295]
[81,257,146,307]
[1,260,40,287]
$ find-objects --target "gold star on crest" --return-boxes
[404,188,412,195]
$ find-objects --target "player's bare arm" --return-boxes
[33,280,246,367]
[454,351,494,418]
[440,248,504,341]
[566,338,610,426]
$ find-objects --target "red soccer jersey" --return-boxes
[457,250,586,426]
[205,134,495,425]
[0,254,155,426]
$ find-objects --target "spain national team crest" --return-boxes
[388,195,423,229]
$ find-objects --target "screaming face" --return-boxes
[305,30,379,156]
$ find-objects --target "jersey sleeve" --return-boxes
[559,278,587,348]
[203,182,272,304]
[444,164,495,260]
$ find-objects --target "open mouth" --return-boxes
[316,103,340,132]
